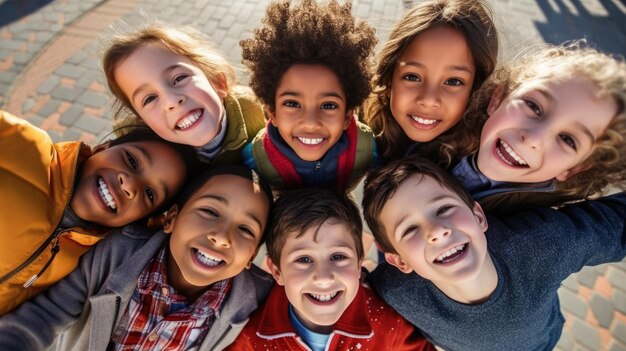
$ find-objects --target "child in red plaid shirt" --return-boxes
[0,166,275,351]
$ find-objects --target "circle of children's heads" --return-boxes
[102,21,235,137]
[366,0,498,160]
[239,0,377,113]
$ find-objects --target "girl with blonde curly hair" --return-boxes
[448,42,626,214]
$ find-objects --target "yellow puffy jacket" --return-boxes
[0,110,105,315]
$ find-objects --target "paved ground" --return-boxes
[1,0,625,349]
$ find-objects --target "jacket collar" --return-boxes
[257,284,373,339]
[221,92,248,152]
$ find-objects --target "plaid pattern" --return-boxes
[110,244,232,351]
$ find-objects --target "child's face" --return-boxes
[268,219,362,333]
[477,77,617,183]
[269,64,352,162]
[71,141,186,227]
[165,174,269,298]
[380,175,489,286]
[389,26,475,142]
[114,43,227,147]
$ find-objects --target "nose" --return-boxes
[207,223,232,248]
[416,83,441,108]
[165,90,185,111]
[519,126,545,150]
[118,173,138,199]
[313,261,334,286]
[426,223,451,244]
[300,108,321,129]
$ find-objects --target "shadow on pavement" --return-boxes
[0,0,55,28]
[535,0,626,57]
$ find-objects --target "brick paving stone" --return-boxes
[562,275,580,291]
[60,104,84,126]
[0,71,17,84]
[613,320,626,344]
[38,99,62,118]
[51,86,83,101]
[572,319,602,350]
[609,340,626,351]
[57,63,86,79]
[76,90,108,109]
[578,267,599,288]
[613,290,626,315]
[557,329,575,350]
[560,288,589,318]
[590,293,615,328]
[74,114,109,134]
[38,76,61,95]
[608,267,626,292]
[58,128,83,143]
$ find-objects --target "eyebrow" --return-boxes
[130,64,183,105]
[534,88,595,143]
[132,145,169,201]
[288,243,355,255]
[390,194,458,235]
[198,194,264,231]
[278,90,345,100]
[400,61,474,75]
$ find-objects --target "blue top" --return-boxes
[369,192,626,351]
[288,304,329,351]
[451,154,556,201]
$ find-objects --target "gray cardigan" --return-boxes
[0,224,274,351]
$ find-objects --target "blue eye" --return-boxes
[402,73,420,82]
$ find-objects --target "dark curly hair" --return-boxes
[240,0,377,112]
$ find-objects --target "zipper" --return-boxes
[0,228,66,285]
[315,161,321,172]
[0,141,85,286]
[111,296,121,334]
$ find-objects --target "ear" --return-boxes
[213,73,228,99]
[555,163,592,182]
[266,107,278,127]
[163,205,179,234]
[343,109,354,130]
[487,85,505,116]
[246,246,262,270]
[92,140,112,154]
[471,202,489,232]
[384,252,413,274]
[266,257,284,285]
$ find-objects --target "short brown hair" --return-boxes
[102,21,235,133]
[365,0,498,161]
[240,0,377,112]
[267,188,364,267]
[362,155,475,253]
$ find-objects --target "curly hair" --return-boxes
[102,21,236,134]
[452,42,626,199]
[240,0,377,112]
[364,0,498,162]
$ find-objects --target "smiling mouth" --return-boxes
[176,109,203,130]
[410,114,439,126]
[97,177,117,212]
[296,136,325,145]
[193,248,224,267]
[434,244,467,264]
[306,291,342,304]
[495,139,528,168]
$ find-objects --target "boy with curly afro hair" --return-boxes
[240,0,378,192]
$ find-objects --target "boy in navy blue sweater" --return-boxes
[363,155,626,351]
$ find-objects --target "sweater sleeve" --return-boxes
[0,239,103,349]
[392,315,436,351]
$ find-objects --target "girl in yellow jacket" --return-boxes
[0,110,197,315]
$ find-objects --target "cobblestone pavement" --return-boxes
[1,0,625,349]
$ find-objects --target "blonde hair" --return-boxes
[364,0,498,161]
[102,22,236,133]
[450,42,626,199]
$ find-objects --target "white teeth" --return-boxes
[97,178,117,210]
[297,137,324,145]
[176,110,202,129]
[410,115,437,125]
[310,291,338,302]
[195,249,223,267]
[498,140,527,166]
[435,244,466,262]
